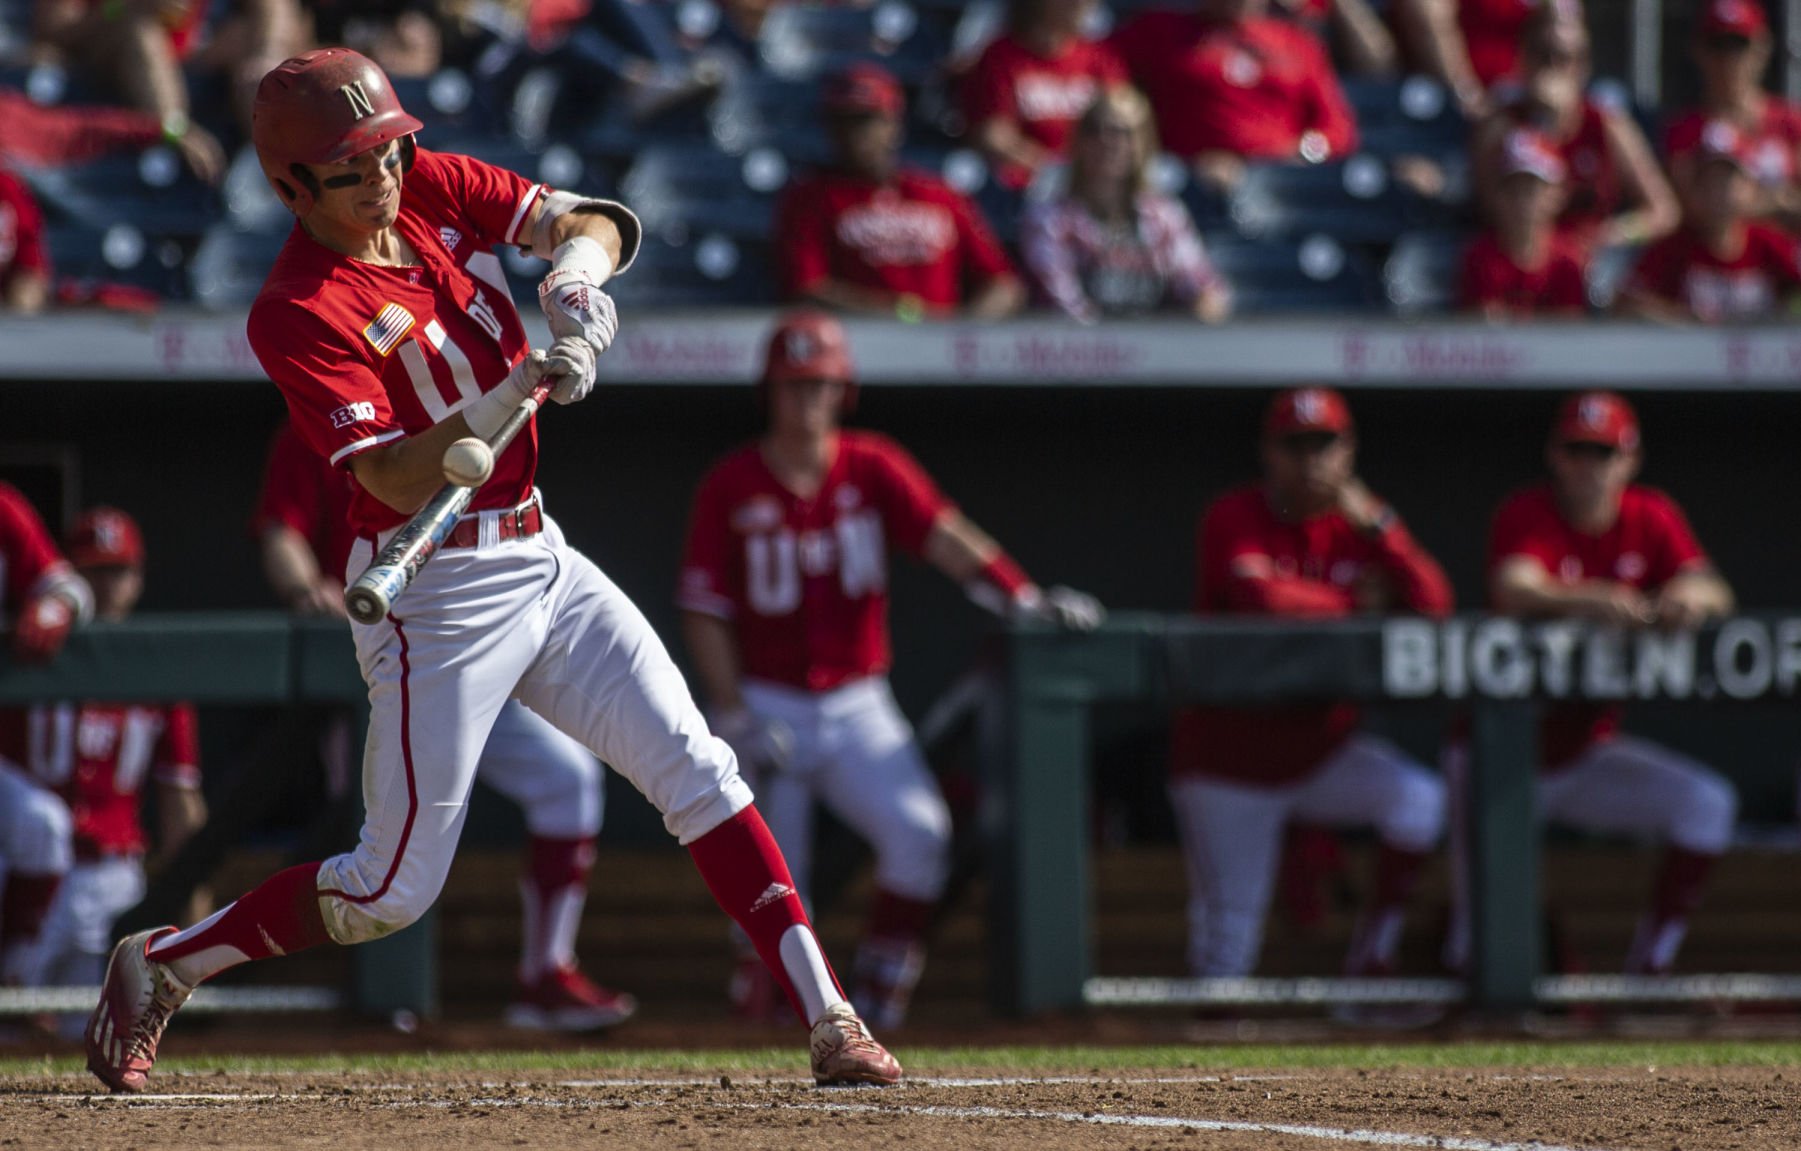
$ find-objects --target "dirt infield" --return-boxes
[3,1061,1796,1151]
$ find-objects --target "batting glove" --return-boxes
[12,591,75,662]
[1018,586,1106,631]
[539,236,620,356]
[713,707,797,776]
[543,335,597,405]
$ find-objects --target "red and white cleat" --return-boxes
[85,927,192,1094]
[504,965,638,1032]
[809,1002,902,1087]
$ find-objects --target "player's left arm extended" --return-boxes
[1656,563,1735,626]
[924,512,1104,629]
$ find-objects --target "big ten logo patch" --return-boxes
[331,401,379,428]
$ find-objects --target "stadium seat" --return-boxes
[1344,75,1467,159]
[756,2,950,83]
[621,143,790,242]
[1382,231,1465,316]
[1227,157,1452,244]
[46,222,191,301]
[20,148,222,236]
[188,225,289,310]
[1202,233,1381,314]
[605,232,777,308]
[706,74,826,160]
[390,69,504,137]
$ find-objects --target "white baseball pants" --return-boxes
[1168,734,1446,978]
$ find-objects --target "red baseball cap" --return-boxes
[1264,387,1353,439]
[1553,391,1640,449]
[1698,0,1766,38]
[66,506,145,569]
[763,310,855,384]
[1498,127,1567,184]
[822,62,904,119]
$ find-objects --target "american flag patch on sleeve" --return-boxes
[362,302,416,356]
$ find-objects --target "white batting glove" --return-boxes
[538,236,620,356]
[1018,585,1106,631]
[464,349,546,439]
[713,706,797,776]
[542,335,596,405]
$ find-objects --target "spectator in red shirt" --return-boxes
[0,166,51,315]
[1460,126,1589,318]
[775,63,1025,319]
[1393,0,1539,119]
[1108,0,1360,193]
[0,85,220,180]
[963,0,1127,190]
[1442,392,1736,977]
[1470,5,1678,252]
[1021,87,1232,322]
[1664,0,1801,231]
[1168,388,1451,981]
[1619,121,1801,321]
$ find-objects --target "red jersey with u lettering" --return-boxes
[679,432,955,691]
[247,148,549,536]
[0,703,199,857]
[1170,484,1453,785]
[0,481,73,620]
[775,168,1017,308]
[1107,11,1358,160]
[1488,483,1709,769]
[963,33,1127,188]
[251,421,358,580]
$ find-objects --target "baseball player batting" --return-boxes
[1444,391,1738,976]
[678,311,1103,1028]
[1170,388,1451,982]
[0,508,208,1036]
[83,48,898,1091]
[255,420,633,1030]
[0,481,91,988]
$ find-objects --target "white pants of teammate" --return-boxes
[742,676,951,905]
[1168,734,1446,978]
[0,761,73,983]
[32,856,144,1037]
[1442,734,1738,971]
[323,508,751,946]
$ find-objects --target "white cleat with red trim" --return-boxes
[85,927,192,1094]
[809,1002,902,1087]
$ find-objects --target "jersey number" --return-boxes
[744,512,886,615]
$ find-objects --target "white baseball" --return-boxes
[442,436,494,487]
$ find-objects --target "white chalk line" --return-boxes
[3,1079,1612,1151]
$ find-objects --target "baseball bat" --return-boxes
[343,380,555,625]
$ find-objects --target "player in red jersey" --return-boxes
[776,62,1024,320]
[0,482,90,986]
[1460,126,1590,318]
[84,48,899,1092]
[679,312,1102,1028]
[0,166,51,315]
[1444,392,1737,976]
[1169,388,1451,980]
[253,420,634,1031]
[1108,0,1359,191]
[963,0,1127,190]
[1619,121,1801,322]
[0,508,208,1036]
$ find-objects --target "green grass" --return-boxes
[6,1041,1801,1080]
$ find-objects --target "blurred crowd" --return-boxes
[1,0,1799,323]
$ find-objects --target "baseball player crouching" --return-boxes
[84,49,898,1092]
[679,311,1103,1029]
[1169,388,1452,983]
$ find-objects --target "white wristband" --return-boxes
[463,353,539,439]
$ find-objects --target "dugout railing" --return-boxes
[0,614,434,1019]
[987,611,1801,1017]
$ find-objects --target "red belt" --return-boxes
[444,499,543,549]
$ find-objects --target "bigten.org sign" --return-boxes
[1382,617,1801,702]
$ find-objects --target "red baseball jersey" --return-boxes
[1459,230,1589,315]
[1626,222,1801,321]
[1458,0,1534,89]
[247,148,547,536]
[775,168,1018,308]
[1488,483,1709,769]
[1171,484,1453,785]
[252,421,358,581]
[0,481,72,620]
[678,431,955,692]
[1107,12,1358,160]
[0,165,49,293]
[1665,101,1801,190]
[963,33,1127,188]
[0,702,200,857]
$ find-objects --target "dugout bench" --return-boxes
[988,611,1801,1017]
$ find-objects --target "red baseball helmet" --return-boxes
[66,506,144,569]
[760,311,858,414]
[252,48,424,217]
